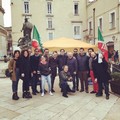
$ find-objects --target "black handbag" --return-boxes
[5,69,12,77]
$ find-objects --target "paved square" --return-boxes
[0,77,119,120]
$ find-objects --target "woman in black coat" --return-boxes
[20,50,32,99]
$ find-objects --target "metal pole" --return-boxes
[93,8,95,45]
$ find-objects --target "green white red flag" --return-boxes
[32,25,44,53]
[98,27,108,61]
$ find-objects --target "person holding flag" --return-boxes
[90,27,111,100]
[91,51,111,100]
[98,27,108,62]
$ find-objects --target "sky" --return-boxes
[2,0,11,27]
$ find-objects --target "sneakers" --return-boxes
[41,93,44,97]
[49,91,53,96]
[41,91,53,96]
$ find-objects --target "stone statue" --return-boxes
[21,18,33,39]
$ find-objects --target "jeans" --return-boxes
[41,75,51,93]
[12,68,20,93]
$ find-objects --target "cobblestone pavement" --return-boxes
[0,77,120,120]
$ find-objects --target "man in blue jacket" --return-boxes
[77,48,89,93]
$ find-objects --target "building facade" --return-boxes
[11,0,120,56]
[11,0,86,46]
[0,0,7,57]
[85,0,120,57]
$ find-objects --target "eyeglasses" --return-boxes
[74,51,77,52]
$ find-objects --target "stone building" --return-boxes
[0,0,7,57]
[11,0,120,56]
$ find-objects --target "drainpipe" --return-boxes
[93,8,95,45]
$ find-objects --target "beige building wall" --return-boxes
[11,0,86,47]
[86,0,120,53]
[0,0,7,57]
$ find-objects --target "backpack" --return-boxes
[5,69,12,77]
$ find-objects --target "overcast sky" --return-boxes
[2,0,11,27]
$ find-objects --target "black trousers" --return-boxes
[61,82,72,95]
[71,74,76,90]
[97,79,109,96]
[51,74,56,90]
[32,74,39,93]
[22,76,30,92]
[75,73,79,89]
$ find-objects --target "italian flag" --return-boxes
[98,27,108,61]
[32,25,44,53]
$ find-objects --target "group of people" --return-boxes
[8,47,111,100]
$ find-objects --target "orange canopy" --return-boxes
[43,37,98,52]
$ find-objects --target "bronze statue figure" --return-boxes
[18,18,33,49]
[22,18,33,39]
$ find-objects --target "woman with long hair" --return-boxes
[38,56,53,97]
[20,50,32,99]
[8,50,21,100]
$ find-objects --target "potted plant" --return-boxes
[110,72,120,95]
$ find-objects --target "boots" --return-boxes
[12,92,19,100]
[23,91,32,98]
[22,92,27,98]
[26,92,32,98]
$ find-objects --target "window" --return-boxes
[48,18,52,29]
[98,17,103,31]
[74,3,79,15]
[48,33,53,40]
[74,26,80,35]
[109,12,115,29]
[47,2,52,14]
[88,21,92,34]
[73,26,81,39]
[24,1,29,13]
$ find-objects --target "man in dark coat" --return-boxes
[91,52,111,100]
[77,48,89,93]
[73,48,79,91]
[57,49,67,73]
[30,48,41,95]
[59,65,75,98]
[67,52,77,91]
[49,51,58,92]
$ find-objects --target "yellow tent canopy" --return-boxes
[43,37,98,52]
